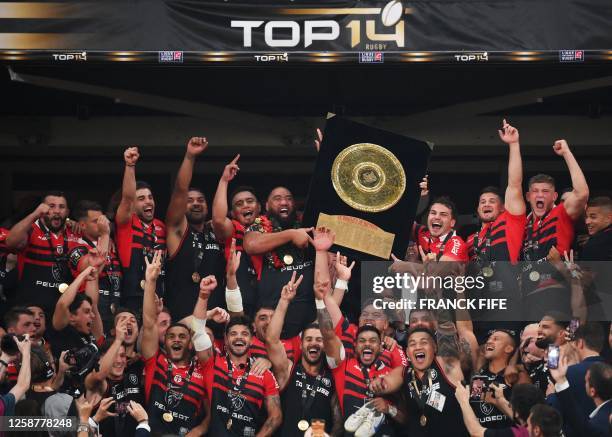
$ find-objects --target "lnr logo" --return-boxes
[231,1,411,49]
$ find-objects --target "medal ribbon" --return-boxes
[298,362,324,421]
[426,232,455,262]
[164,358,197,413]
[409,368,433,419]
[224,356,252,429]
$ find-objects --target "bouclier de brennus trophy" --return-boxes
[303,114,431,261]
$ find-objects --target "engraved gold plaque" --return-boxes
[331,143,406,212]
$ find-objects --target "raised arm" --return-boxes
[52,266,95,331]
[554,139,589,220]
[84,249,106,340]
[212,154,240,241]
[265,272,303,389]
[310,229,344,327]
[455,383,486,437]
[166,137,208,242]
[192,275,217,364]
[331,251,355,310]
[499,119,526,216]
[225,238,244,318]
[314,274,344,367]
[85,321,126,391]
[6,203,48,250]
[141,250,163,360]
[9,335,31,401]
[95,215,111,258]
[115,147,139,226]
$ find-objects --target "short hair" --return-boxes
[225,316,254,336]
[528,174,556,190]
[587,362,612,400]
[361,298,394,322]
[72,200,103,222]
[4,307,33,329]
[30,346,55,383]
[587,196,612,211]
[188,187,206,198]
[302,323,321,337]
[356,324,381,339]
[529,404,562,437]
[136,181,152,192]
[429,196,458,219]
[230,186,258,205]
[113,307,140,328]
[541,311,570,329]
[510,383,545,422]
[574,322,604,353]
[407,326,437,344]
[166,323,191,336]
[68,294,92,315]
[42,191,68,203]
[479,186,502,199]
[255,306,275,315]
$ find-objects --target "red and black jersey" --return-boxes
[203,354,279,436]
[0,227,17,292]
[165,223,225,321]
[115,214,166,302]
[332,356,393,427]
[15,220,79,313]
[334,316,407,369]
[249,335,302,365]
[467,211,526,264]
[413,224,468,262]
[144,352,206,435]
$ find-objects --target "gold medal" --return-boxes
[482,266,494,278]
[58,283,69,294]
[140,279,146,290]
[283,254,294,265]
[419,414,427,426]
[192,272,201,283]
[226,418,232,430]
[162,412,173,423]
[297,419,309,431]
[529,270,540,282]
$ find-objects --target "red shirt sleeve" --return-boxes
[443,236,468,261]
[391,344,408,368]
[502,211,527,263]
[143,352,159,403]
[263,370,280,396]
[554,204,576,255]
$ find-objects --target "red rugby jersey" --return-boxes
[467,210,526,264]
[413,224,468,262]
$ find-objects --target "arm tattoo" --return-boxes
[317,308,334,336]
[259,395,281,436]
[331,393,344,437]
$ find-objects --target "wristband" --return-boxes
[191,316,207,334]
[193,331,213,352]
[335,279,348,290]
[136,421,151,432]
[226,286,243,312]
[388,405,398,418]
[315,299,326,309]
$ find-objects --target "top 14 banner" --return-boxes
[0,0,610,52]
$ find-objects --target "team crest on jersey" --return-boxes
[480,402,494,415]
[51,263,63,282]
[429,368,438,380]
[165,389,183,408]
[228,391,246,411]
[173,374,182,384]
[322,377,331,388]
[129,374,138,385]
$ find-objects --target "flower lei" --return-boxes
[255,216,285,269]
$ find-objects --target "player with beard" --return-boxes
[467,120,526,333]
[470,330,517,429]
[115,147,167,311]
[26,305,48,349]
[370,327,467,437]
[68,202,122,333]
[244,186,315,338]
[193,277,282,437]
[85,317,144,437]
[265,272,342,437]
[165,137,225,320]
[518,323,548,394]
[111,308,141,373]
[521,140,589,320]
[141,250,208,436]
[212,155,263,317]
[7,192,79,313]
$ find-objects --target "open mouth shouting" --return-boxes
[413,351,427,366]
[361,348,374,363]
[535,199,545,210]
[278,207,290,217]
[143,206,154,219]
[171,343,183,352]
[429,221,443,235]
[306,346,321,361]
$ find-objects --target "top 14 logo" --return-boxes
[231,0,409,48]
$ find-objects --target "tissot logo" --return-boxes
[454,52,488,62]
[231,1,412,49]
[52,51,87,61]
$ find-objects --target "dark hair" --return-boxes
[528,174,556,190]
[541,311,570,329]
[41,191,68,204]
[113,307,140,328]
[166,322,191,335]
[587,196,612,210]
[136,181,152,192]
[479,186,502,199]
[30,346,55,384]
[361,299,394,322]
[255,306,276,315]
[230,186,258,206]
[72,200,103,222]
[160,307,172,318]
[429,196,458,219]
[302,322,321,335]
[4,307,33,329]
[356,324,381,339]
[574,322,604,353]
[407,326,437,344]
[510,383,545,422]
[225,316,254,336]
[68,294,93,314]
[587,362,612,400]
[528,404,562,437]
[188,187,206,199]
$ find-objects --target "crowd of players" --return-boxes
[0,120,610,437]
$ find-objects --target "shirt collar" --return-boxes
[590,398,611,419]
